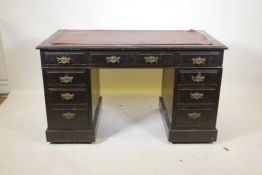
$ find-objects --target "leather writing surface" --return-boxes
[51,30,211,45]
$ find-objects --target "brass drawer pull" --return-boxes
[62,112,76,120]
[144,56,159,63]
[191,73,205,83]
[188,112,201,119]
[61,92,75,101]
[106,56,120,64]
[59,75,74,84]
[192,57,206,65]
[57,56,71,64]
[190,92,204,100]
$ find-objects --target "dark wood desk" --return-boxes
[37,30,227,143]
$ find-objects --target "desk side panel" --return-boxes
[161,68,175,124]
[90,69,101,128]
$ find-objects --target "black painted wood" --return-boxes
[176,88,218,105]
[37,30,227,143]
[159,97,218,143]
[174,107,217,129]
[89,51,174,68]
[46,88,89,105]
[43,69,89,87]
[176,69,222,86]
[161,68,175,124]
[175,51,223,67]
[47,107,90,129]
[90,69,101,127]
[41,51,88,67]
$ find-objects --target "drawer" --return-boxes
[176,69,221,86]
[90,52,174,67]
[174,107,217,129]
[46,88,89,105]
[41,51,88,67]
[90,52,129,66]
[132,53,173,66]
[43,69,89,87]
[176,88,218,105]
[177,51,223,67]
[47,107,90,129]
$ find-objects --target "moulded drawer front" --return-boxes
[46,88,89,105]
[175,107,217,129]
[90,53,129,66]
[47,107,89,129]
[90,52,174,67]
[177,89,218,105]
[177,51,222,67]
[44,69,89,87]
[42,51,88,66]
[177,69,221,85]
[133,53,173,66]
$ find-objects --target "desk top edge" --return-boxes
[36,30,228,50]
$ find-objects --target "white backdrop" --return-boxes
[1,1,262,174]
[0,0,261,92]
[0,30,8,81]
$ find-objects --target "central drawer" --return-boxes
[90,52,174,67]
[90,52,129,66]
[133,53,173,66]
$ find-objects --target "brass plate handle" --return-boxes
[59,75,74,84]
[144,56,159,63]
[57,56,71,64]
[61,92,75,101]
[106,56,120,64]
[62,112,75,120]
[192,57,206,65]
[190,92,204,100]
[191,73,205,83]
[188,112,201,119]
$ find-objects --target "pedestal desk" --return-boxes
[36,30,227,143]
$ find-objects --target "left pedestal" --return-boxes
[40,51,101,143]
